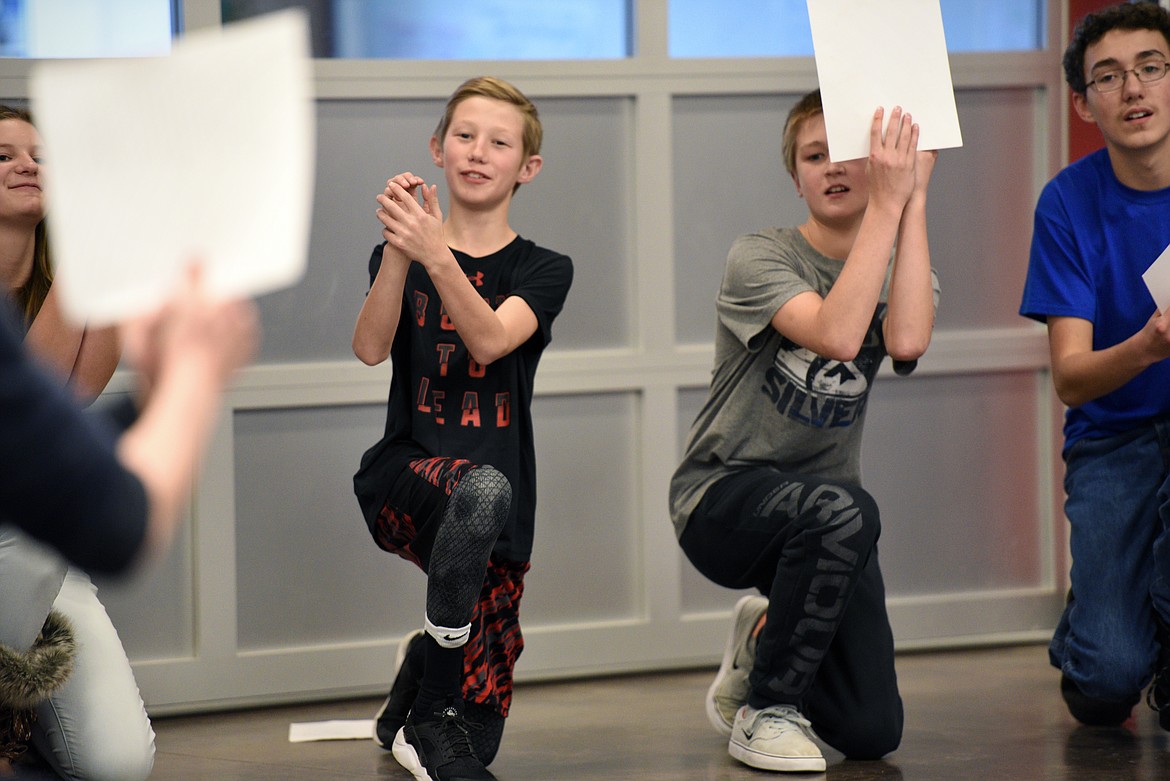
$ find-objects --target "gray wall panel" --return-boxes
[94,527,195,660]
[863,371,1044,595]
[925,88,1039,331]
[510,97,633,351]
[233,403,425,651]
[256,99,442,363]
[671,94,800,346]
[522,392,641,626]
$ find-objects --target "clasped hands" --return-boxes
[867,106,937,210]
[375,172,447,265]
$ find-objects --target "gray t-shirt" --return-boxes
[668,226,939,538]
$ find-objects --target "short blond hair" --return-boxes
[434,76,543,159]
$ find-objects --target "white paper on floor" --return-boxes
[288,719,375,742]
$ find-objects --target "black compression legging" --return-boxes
[425,465,512,638]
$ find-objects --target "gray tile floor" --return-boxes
[21,644,1170,780]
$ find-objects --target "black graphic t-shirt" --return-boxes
[355,236,572,562]
[668,226,939,538]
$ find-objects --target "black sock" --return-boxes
[411,633,464,720]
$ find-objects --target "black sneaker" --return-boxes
[1062,674,1134,726]
[391,698,497,781]
[1147,616,1170,730]
[374,629,425,749]
[462,701,505,766]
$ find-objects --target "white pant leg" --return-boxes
[31,570,155,781]
[0,526,68,650]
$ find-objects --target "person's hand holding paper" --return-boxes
[1144,243,1170,314]
[807,0,962,162]
[29,10,314,325]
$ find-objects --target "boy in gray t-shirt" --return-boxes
[669,89,939,773]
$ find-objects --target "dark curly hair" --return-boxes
[1064,2,1170,94]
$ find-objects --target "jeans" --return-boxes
[680,467,901,760]
[1051,420,1170,704]
[0,527,155,781]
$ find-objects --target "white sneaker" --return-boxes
[706,594,768,736]
[729,704,826,773]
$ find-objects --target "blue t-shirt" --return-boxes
[1020,148,1170,451]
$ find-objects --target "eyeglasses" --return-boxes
[1087,59,1170,93]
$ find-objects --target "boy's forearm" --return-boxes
[425,256,511,364]
[815,207,901,354]
[1054,333,1162,408]
[353,253,409,365]
[884,206,935,360]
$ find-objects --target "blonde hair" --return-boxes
[781,90,824,179]
[0,105,50,324]
[434,76,543,173]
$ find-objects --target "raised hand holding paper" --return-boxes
[29,10,314,325]
[807,0,962,162]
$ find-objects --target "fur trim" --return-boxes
[0,611,76,710]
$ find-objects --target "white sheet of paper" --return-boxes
[807,0,962,162]
[29,10,314,325]
[288,719,374,743]
[1143,244,1170,313]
